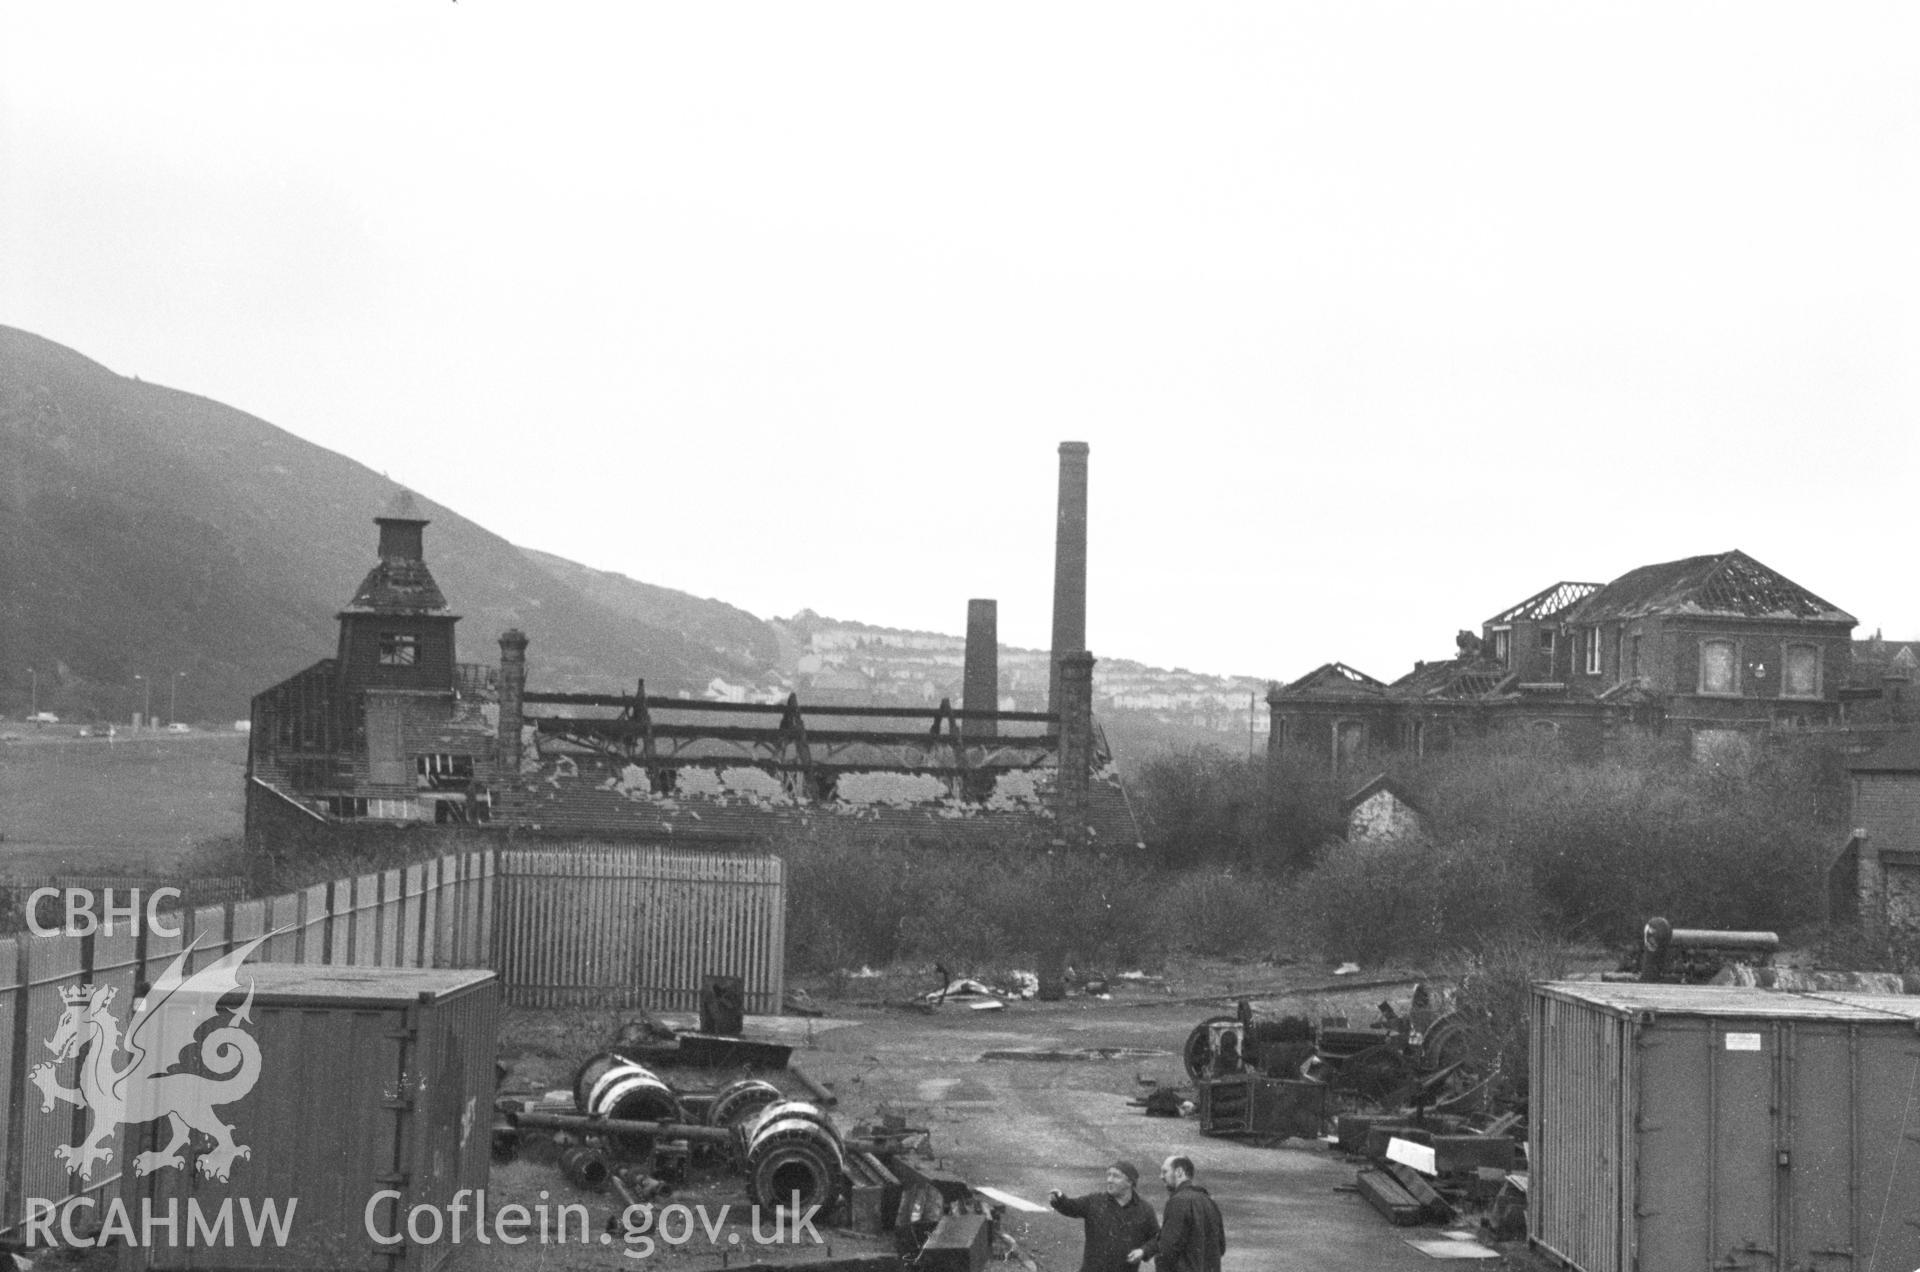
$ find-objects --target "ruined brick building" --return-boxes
[1269,550,1862,775]
[246,450,1141,854]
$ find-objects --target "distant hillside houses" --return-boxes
[771,614,1268,733]
[1096,667,1271,736]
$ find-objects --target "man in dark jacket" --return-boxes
[1048,1160,1161,1272]
[1127,1156,1225,1272]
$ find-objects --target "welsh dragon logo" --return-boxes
[31,933,271,1182]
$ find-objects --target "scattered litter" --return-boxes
[970,1000,1006,1012]
[851,966,882,978]
[997,1231,1040,1272]
[1335,962,1361,976]
[1387,1137,1438,1176]
[974,1185,1048,1214]
[783,988,826,1017]
[1401,1235,1500,1259]
[1137,1088,1187,1117]
[922,977,1022,1004]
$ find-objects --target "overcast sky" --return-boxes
[5,4,1915,682]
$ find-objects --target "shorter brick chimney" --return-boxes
[498,629,528,776]
[963,599,998,740]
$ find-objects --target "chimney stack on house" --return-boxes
[963,599,998,740]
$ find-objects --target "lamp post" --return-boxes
[135,674,151,730]
[27,667,35,717]
[170,671,185,726]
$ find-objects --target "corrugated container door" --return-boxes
[1781,1021,1861,1271]
[1637,1018,1780,1272]
[1849,1022,1920,1271]
[136,1001,408,1272]
[1530,991,1631,1272]
[404,979,499,1248]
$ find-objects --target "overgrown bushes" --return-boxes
[778,829,1290,976]
[1132,747,1345,871]
[1441,932,1573,1110]
[1132,730,1848,967]
[1286,832,1543,964]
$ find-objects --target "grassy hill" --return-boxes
[0,326,783,721]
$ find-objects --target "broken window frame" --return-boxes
[415,752,475,790]
[1490,625,1513,668]
[1781,642,1823,699]
[378,632,419,667]
[1698,638,1741,696]
[1584,626,1602,676]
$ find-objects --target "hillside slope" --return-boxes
[0,326,777,719]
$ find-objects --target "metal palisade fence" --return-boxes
[0,843,785,1231]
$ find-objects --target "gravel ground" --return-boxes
[475,959,1555,1272]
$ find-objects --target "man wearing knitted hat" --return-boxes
[1048,1160,1160,1272]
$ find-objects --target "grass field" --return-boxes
[0,732,246,875]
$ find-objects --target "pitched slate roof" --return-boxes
[1565,550,1854,625]
[1342,773,1425,817]
[1391,656,1516,700]
[1274,663,1388,700]
[1485,581,1604,625]
[343,558,451,614]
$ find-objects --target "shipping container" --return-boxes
[1530,981,1920,1272]
[122,965,499,1272]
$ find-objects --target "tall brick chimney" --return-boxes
[1048,442,1089,714]
[1054,651,1096,848]
[498,629,528,776]
[963,599,998,741]
[1039,648,1097,1003]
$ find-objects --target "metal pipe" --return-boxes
[512,1110,734,1143]
[1667,929,1780,951]
[560,1145,611,1190]
[513,1107,907,1155]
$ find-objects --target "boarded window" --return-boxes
[1491,628,1512,667]
[378,633,418,666]
[1783,644,1821,698]
[1700,639,1738,694]
[1334,720,1365,773]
